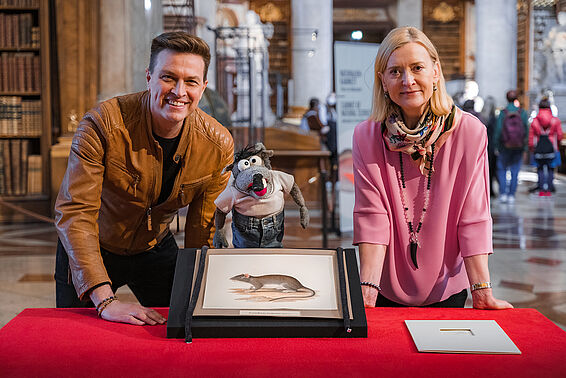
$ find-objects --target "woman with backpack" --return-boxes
[529,98,563,195]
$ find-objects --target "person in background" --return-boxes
[54,32,233,325]
[481,96,499,197]
[300,98,329,143]
[319,93,339,166]
[493,90,529,204]
[319,93,340,233]
[462,99,486,124]
[353,26,512,309]
[529,97,563,195]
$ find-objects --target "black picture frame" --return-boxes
[167,248,367,339]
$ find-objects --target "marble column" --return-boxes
[289,0,333,114]
[475,0,517,107]
[99,0,163,101]
[195,0,217,89]
[397,0,422,29]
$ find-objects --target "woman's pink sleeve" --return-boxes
[352,126,390,246]
[457,128,493,257]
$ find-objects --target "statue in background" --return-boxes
[545,11,566,85]
[455,80,484,113]
[215,9,276,128]
[231,11,275,127]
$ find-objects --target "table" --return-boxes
[1,308,565,377]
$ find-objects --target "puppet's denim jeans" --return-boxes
[231,209,284,248]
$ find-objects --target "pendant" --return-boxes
[410,242,419,269]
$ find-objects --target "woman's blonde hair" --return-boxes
[370,26,453,122]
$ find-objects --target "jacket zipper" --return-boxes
[133,175,140,197]
[146,207,152,231]
[145,139,159,233]
[178,184,185,204]
[124,109,162,253]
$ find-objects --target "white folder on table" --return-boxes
[405,320,521,354]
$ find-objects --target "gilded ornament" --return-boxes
[432,2,456,23]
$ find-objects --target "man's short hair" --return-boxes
[506,90,518,103]
[309,98,319,109]
[149,32,211,80]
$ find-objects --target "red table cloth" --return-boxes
[0,307,564,377]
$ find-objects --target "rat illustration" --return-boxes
[230,273,315,301]
[213,143,309,248]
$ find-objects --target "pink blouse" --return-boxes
[353,111,492,305]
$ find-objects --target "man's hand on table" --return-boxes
[90,284,167,325]
[100,301,167,325]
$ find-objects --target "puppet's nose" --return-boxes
[252,173,264,191]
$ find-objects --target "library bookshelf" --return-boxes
[0,0,52,222]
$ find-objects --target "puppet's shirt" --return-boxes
[214,170,295,217]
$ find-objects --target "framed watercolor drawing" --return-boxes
[167,247,367,339]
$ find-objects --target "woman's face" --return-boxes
[379,42,440,119]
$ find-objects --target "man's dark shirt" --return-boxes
[153,132,182,204]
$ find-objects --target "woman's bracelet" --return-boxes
[470,282,492,292]
[96,295,118,318]
[360,281,381,292]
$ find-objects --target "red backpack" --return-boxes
[501,109,525,149]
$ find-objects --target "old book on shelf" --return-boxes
[27,154,41,195]
[0,139,4,195]
[9,138,21,195]
[0,53,7,92]
[20,138,28,194]
[0,96,7,134]
[8,96,21,136]
[2,139,11,196]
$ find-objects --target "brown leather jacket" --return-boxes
[54,91,233,299]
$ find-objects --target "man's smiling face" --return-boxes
[146,49,207,135]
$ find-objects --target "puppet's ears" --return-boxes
[254,142,274,157]
[222,163,234,174]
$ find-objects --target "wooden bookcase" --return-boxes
[422,0,466,80]
[0,0,51,222]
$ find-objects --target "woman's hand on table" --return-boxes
[472,288,514,310]
[359,243,387,308]
[362,285,379,308]
[100,301,167,325]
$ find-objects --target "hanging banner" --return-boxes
[334,41,378,233]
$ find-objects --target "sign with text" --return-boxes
[334,41,378,232]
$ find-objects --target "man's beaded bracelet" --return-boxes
[470,282,492,292]
[360,281,382,292]
[96,295,118,318]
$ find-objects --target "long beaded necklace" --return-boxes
[398,143,435,269]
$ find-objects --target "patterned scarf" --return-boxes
[383,105,458,175]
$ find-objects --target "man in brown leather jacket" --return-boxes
[54,32,233,325]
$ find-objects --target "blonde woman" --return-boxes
[353,27,512,309]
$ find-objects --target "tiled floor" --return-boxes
[1,168,566,331]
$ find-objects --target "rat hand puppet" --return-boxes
[213,143,309,248]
